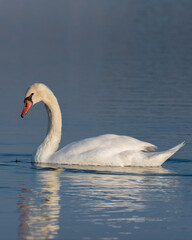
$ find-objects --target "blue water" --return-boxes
[0,0,192,239]
[1,157,192,240]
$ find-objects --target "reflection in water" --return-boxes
[60,165,175,232]
[18,169,61,240]
[66,165,174,227]
[17,164,176,239]
[65,166,171,210]
[54,164,180,240]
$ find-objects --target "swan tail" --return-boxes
[148,141,185,166]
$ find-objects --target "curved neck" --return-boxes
[34,93,62,162]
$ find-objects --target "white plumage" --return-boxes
[21,83,184,166]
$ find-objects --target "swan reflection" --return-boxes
[57,165,174,233]
[18,164,173,239]
[18,169,61,240]
[61,165,172,212]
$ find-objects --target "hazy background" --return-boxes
[1,1,192,240]
[0,0,192,158]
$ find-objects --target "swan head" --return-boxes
[21,83,53,118]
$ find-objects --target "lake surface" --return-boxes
[0,0,192,239]
[1,157,192,240]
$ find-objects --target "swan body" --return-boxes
[21,83,184,167]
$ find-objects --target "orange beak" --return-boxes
[21,100,33,118]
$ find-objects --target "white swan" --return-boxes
[21,83,184,166]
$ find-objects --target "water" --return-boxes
[1,158,192,240]
[0,0,192,239]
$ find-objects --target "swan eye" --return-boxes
[24,93,34,104]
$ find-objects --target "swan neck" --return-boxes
[45,98,62,150]
[34,93,62,162]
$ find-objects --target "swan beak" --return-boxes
[21,100,33,118]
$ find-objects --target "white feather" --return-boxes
[22,83,184,166]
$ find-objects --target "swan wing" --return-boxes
[51,140,184,167]
[50,134,157,164]
[59,134,156,154]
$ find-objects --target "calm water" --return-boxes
[0,1,192,239]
